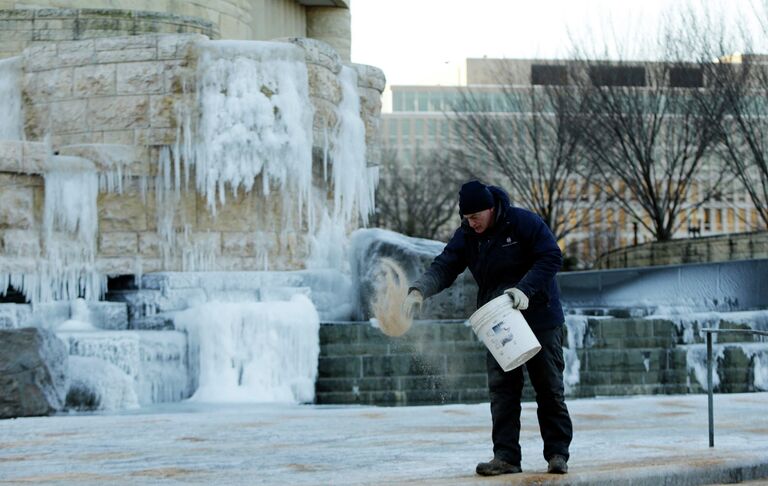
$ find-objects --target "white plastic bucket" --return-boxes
[469,294,541,371]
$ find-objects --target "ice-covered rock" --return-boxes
[66,356,139,411]
[0,304,32,330]
[58,330,188,405]
[0,328,68,418]
[349,228,477,320]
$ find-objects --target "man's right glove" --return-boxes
[402,289,424,319]
[504,287,529,310]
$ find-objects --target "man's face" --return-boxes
[464,208,494,234]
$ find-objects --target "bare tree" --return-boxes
[719,59,768,229]
[450,73,596,243]
[573,55,733,241]
[713,2,768,229]
[373,147,459,241]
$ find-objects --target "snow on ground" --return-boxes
[1,393,766,485]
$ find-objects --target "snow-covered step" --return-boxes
[0,301,128,330]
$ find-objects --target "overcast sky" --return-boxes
[350,0,753,90]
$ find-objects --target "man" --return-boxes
[403,180,572,476]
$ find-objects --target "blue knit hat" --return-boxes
[459,180,494,215]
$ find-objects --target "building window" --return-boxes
[669,66,703,88]
[589,65,646,86]
[531,64,568,85]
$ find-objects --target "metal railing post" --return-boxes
[707,330,714,448]
[700,327,767,448]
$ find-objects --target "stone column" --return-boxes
[306,6,350,62]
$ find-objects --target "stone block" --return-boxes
[149,94,178,128]
[87,95,150,130]
[318,355,362,379]
[358,86,383,117]
[98,191,148,231]
[58,144,148,175]
[96,257,142,276]
[307,63,341,104]
[157,288,208,312]
[445,352,486,374]
[351,63,386,93]
[55,40,97,67]
[722,346,751,368]
[279,37,341,74]
[162,59,191,94]
[0,327,68,418]
[138,231,161,258]
[24,67,74,99]
[88,302,129,330]
[0,186,34,229]
[0,10,35,20]
[94,36,157,53]
[95,48,158,64]
[0,141,23,172]
[362,355,411,377]
[100,129,136,145]
[1,229,40,257]
[162,33,209,55]
[99,232,139,256]
[311,99,339,134]
[320,342,390,357]
[117,61,165,95]
[21,43,58,71]
[48,99,88,133]
[141,272,202,290]
[319,322,361,345]
[0,304,32,330]
[128,315,175,331]
[133,127,176,145]
[73,63,116,97]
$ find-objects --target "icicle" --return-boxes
[331,65,372,225]
[181,40,313,216]
[563,315,588,391]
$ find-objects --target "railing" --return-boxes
[702,327,768,447]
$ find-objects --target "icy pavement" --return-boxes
[1,393,767,485]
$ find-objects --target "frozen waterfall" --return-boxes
[174,294,320,403]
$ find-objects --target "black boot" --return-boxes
[547,454,568,474]
[475,458,522,476]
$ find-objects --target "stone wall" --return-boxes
[0,32,385,300]
[0,2,351,59]
[596,231,768,269]
[0,9,218,59]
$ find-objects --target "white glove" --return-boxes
[504,287,529,310]
[402,289,423,319]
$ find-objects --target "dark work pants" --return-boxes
[486,326,573,465]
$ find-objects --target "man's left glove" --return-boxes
[402,289,424,319]
[504,287,529,310]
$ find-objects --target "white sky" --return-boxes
[350,0,753,93]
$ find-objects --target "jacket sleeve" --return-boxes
[513,209,563,298]
[410,228,469,299]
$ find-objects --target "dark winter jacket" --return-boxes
[411,186,565,331]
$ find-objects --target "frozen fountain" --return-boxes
[0,28,385,412]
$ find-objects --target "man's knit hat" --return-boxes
[459,180,494,215]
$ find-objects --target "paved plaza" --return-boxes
[1,393,767,485]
